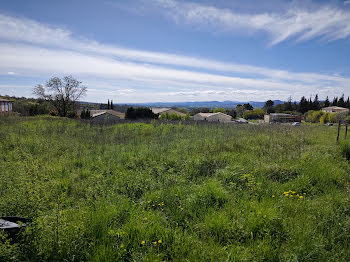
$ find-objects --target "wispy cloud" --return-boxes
[150,0,350,45]
[0,12,349,102]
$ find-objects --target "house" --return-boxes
[0,98,13,115]
[88,110,125,124]
[151,108,186,117]
[322,106,349,113]
[193,112,232,122]
[264,113,301,123]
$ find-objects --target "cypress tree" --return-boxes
[313,94,320,110]
[346,97,350,109]
[299,96,309,114]
[332,97,338,106]
[107,99,110,109]
[80,109,86,119]
[111,100,114,109]
[324,96,330,107]
[338,94,345,107]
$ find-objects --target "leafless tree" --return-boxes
[33,76,87,117]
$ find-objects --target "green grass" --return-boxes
[0,116,350,261]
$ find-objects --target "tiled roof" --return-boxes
[151,108,171,114]
[89,110,125,119]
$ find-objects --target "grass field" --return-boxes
[1,116,349,261]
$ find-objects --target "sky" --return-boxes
[0,0,350,103]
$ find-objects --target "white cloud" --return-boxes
[151,0,350,45]
[0,12,349,102]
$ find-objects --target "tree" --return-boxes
[125,107,158,119]
[33,76,87,117]
[107,99,110,110]
[298,96,309,114]
[338,94,345,107]
[346,97,350,109]
[312,94,320,110]
[243,108,265,120]
[243,103,253,110]
[264,100,274,113]
[332,97,338,106]
[111,100,114,110]
[324,96,330,107]
[213,108,226,113]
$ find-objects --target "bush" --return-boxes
[67,111,77,118]
[213,108,226,113]
[125,107,158,119]
[80,109,91,119]
[340,142,350,160]
[320,113,331,124]
[49,110,59,116]
[305,110,324,123]
[159,112,190,121]
[243,108,265,120]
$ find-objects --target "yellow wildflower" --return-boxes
[158,240,162,244]
[299,196,304,199]
[153,241,157,245]
[141,240,145,245]
[272,195,275,198]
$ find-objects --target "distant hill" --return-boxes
[126,100,285,109]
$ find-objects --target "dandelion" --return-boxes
[141,240,145,245]
[299,196,304,199]
[153,241,157,245]
[272,195,275,198]
[158,240,162,244]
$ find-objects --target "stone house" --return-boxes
[193,112,232,122]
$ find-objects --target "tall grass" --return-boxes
[0,116,349,261]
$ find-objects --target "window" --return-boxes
[1,102,4,112]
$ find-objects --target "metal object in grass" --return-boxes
[1,217,28,242]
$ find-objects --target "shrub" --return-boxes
[67,111,77,118]
[159,112,190,121]
[340,142,350,160]
[305,110,324,123]
[213,108,226,113]
[243,108,265,120]
[125,107,158,119]
[80,109,91,119]
[320,113,331,124]
[49,110,59,116]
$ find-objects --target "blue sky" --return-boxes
[0,0,350,103]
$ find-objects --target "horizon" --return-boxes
[1,0,350,103]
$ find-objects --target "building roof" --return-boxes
[89,110,125,119]
[197,113,216,117]
[151,107,186,116]
[195,112,232,118]
[322,106,349,111]
[151,108,171,114]
[0,98,12,102]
